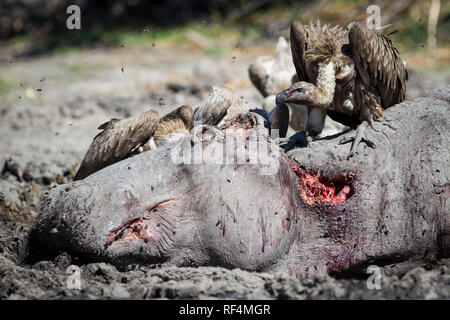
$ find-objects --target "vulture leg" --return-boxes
[269,103,290,139]
[306,106,327,141]
[270,104,308,148]
[340,120,376,160]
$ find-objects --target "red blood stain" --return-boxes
[224,115,256,138]
[291,163,354,205]
[107,218,155,244]
[444,185,450,197]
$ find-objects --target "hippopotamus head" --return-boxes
[33,114,301,271]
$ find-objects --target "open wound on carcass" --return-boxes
[226,113,257,130]
[223,113,257,140]
[106,217,155,245]
[291,163,355,205]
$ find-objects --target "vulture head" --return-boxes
[276,20,355,109]
[275,81,317,106]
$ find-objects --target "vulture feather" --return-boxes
[191,86,250,127]
[74,110,159,180]
[143,105,193,150]
[248,37,296,98]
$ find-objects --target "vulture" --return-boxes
[248,36,347,144]
[74,105,194,181]
[248,36,296,101]
[74,87,247,180]
[143,104,193,150]
[276,20,408,159]
[248,37,307,138]
[191,86,250,127]
[73,110,159,180]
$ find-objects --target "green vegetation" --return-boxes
[0,78,13,96]
[6,0,449,61]
[203,47,228,56]
[66,63,97,73]
[100,27,188,47]
[25,22,248,55]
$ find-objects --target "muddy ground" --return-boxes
[0,41,449,299]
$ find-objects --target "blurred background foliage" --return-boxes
[0,0,448,68]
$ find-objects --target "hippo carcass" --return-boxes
[31,88,450,278]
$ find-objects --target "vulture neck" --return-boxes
[315,62,335,106]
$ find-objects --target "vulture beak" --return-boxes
[275,89,295,105]
[276,82,317,106]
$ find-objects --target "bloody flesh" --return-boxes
[291,163,354,205]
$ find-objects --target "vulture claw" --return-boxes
[276,131,308,151]
[274,137,291,146]
[340,121,376,160]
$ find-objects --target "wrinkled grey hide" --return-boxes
[32,87,450,279]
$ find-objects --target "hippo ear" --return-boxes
[74,109,159,180]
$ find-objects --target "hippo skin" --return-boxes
[31,87,450,278]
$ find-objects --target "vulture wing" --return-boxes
[348,21,408,108]
[192,86,244,126]
[159,105,193,129]
[290,20,311,83]
[74,110,159,180]
[148,105,193,147]
[248,62,269,97]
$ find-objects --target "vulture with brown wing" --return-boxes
[276,20,408,159]
[143,104,193,150]
[191,86,250,127]
[74,110,159,180]
[74,87,245,180]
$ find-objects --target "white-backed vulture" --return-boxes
[248,36,346,144]
[191,86,250,127]
[74,86,248,181]
[248,37,308,138]
[276,20,408,158]
[143,104,193,150]
[248,36,296,99]
[74,110,159,180]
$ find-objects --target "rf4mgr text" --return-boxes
[179,304,271,316]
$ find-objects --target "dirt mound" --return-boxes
[0,220,449,299]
